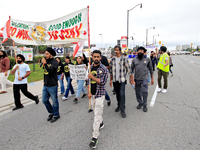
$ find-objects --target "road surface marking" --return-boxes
[150,85,158,107]
[190,61,194,63]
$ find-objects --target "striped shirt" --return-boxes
[109,55,132,83]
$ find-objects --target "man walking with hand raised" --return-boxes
[87,50,108,149]
[41,47,60,123]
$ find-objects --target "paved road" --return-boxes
[0,55,199,150]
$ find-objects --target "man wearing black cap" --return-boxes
[11,54,39,111]
[41,47,60,123]
[130,46,154,112]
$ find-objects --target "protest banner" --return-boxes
[52,46,64,57]
[69,64,87,80]
[21,47,33,61]
[10,7,88,45]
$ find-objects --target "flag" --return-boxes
[73,41,85,57]
[2,20,10,43]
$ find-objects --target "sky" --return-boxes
[0,0,200,50]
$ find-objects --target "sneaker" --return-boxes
[69,93,75,97]
[162,89,167,93]
[62,96,68,101]
[171,74,173,77]
[81,93,87,98]
[136,104,143,109]
[157,88,162,93]
[35,95,39,104]
[143,106,148,112]
[73,98,78,103]
[59,93,63,96]
[121,111,126,118]
[12,105,24,111]
[107,100,111,106]
[88,109,93,113]
[115,107,120,112]
[89,138,98,149]
[50,115,60,123]
[99,122,104,130]
[47,114,53,121]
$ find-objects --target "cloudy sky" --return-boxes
[0,0,200,50]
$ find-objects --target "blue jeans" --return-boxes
[76,80,86,98]
[42,85,59,117]
[113,81,126,111]
[57,74,65,94]
[105,91,110,100]
[64,76,75,97]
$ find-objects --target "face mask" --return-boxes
[138,52,144,59]
[17,60,22,64]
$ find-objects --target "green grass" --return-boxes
[8,64,44,83]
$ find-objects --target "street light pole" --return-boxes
[127,3,142,51]
[153,34,159,45]
[146,26,155,46]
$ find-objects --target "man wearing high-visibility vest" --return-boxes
[157,46,169,93]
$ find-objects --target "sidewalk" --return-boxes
[0,79,78,115]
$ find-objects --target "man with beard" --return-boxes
[41,47,60,123]
[130,47,154,112]
[110,45,133,118]
[90,47,111,106]
[0,50,13,94]
[11,54,39,111]
[87,50,108,149]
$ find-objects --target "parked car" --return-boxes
[193,51,200,56]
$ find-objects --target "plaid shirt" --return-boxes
[109,55,132,83]
[91,63,108,98]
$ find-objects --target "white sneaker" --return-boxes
[157,88,162,93]
[171,74,173,77]
[59,93,63,96]
[162,89,167,93]
[69,93,76,97]
[62,96,68,100]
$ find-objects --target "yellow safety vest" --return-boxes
[157,53,169,72]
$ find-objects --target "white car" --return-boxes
[193,51,200,56]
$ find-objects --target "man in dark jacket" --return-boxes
[41,47,60,123]
[130,47,154,112]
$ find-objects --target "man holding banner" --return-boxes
[41,47,60,123]
[87,50,108,149]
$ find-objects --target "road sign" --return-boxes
[191,43,193,46]
[159,41,161,44]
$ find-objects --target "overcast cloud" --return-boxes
[1,0,200,50]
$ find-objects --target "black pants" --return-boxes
[113,81,126,111]
[13,84,36,107]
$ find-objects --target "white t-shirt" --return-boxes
[115,57,120,81]
[13,63,30,84]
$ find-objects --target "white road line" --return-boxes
[190,61,194,63]
[150,85,158,107]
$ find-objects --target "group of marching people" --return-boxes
[0,45,171,149]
